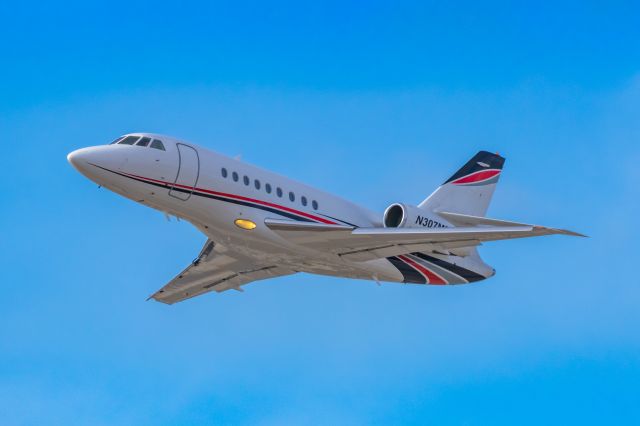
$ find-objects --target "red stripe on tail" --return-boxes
[451,169,500,185]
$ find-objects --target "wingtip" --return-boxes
[146,295,173,305]
[555,228,588,238]
[146,293,169,303]
[571,231,589,238]
[532,226,587,238]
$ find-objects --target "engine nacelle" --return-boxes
[383,203,451,229]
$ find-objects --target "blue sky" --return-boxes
[1,1,639,424]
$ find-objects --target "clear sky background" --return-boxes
[1,1,639,424]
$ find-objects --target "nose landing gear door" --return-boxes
[169,143,200,201]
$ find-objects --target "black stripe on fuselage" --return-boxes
[317,213,359,227]
[412,252,486,282]
[387,256,426,284]
[89,163,315,223]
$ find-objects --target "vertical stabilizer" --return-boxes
[419,151,505,217]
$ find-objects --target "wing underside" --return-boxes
[151,216,582,304]
[149,240,294,304]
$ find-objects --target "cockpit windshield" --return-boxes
[136,137,151,147]
[118,136,139,145]
[149,139,165,151]
[112,135,166,151]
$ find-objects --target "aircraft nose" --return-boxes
[67,147,93,174]
[67,146,111,183]
[68,145,128,187]
[67,149,82,167]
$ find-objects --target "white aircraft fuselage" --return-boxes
[68,134,409,282]
[68,133,581,304]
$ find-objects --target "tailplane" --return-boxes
[419,151,505,217]
[383,150,584,286]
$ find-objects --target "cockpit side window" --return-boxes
[118,136,140,145]
[150,139,166,151]
[136,137,151,147]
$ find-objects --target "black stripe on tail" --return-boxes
[444,151,505,184]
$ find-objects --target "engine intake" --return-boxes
[383,203,451,229]
[383,203,407,227]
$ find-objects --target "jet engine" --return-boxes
[383,203,451,229]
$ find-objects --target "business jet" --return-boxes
[67,134,583,304]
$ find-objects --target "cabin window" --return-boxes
[276,187,283,197]
[136,137,151,147]
[312,200,319,210]
[301,196,308,206]
[265,183,272,194]
[232,172,239,182]
[243,175,250,186]
[150,139,165,151]
[221,168,228,178]
[289,191,295,202]
[118,136,140,145]
[254,179,261,190]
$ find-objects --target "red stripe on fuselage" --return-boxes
[451,169,500,185]
[398,255,447,285]
[121,170,337,224]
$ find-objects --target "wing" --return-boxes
[149,240,295,304]
[265,217,584,262]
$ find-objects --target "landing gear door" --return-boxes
[169,143,200,201]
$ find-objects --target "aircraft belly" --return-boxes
[190,214,404,284]
[105,172,404,284]
[296,258,405,283]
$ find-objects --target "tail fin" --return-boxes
[419,151,505,217]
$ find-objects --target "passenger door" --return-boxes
[169,143,200,201]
